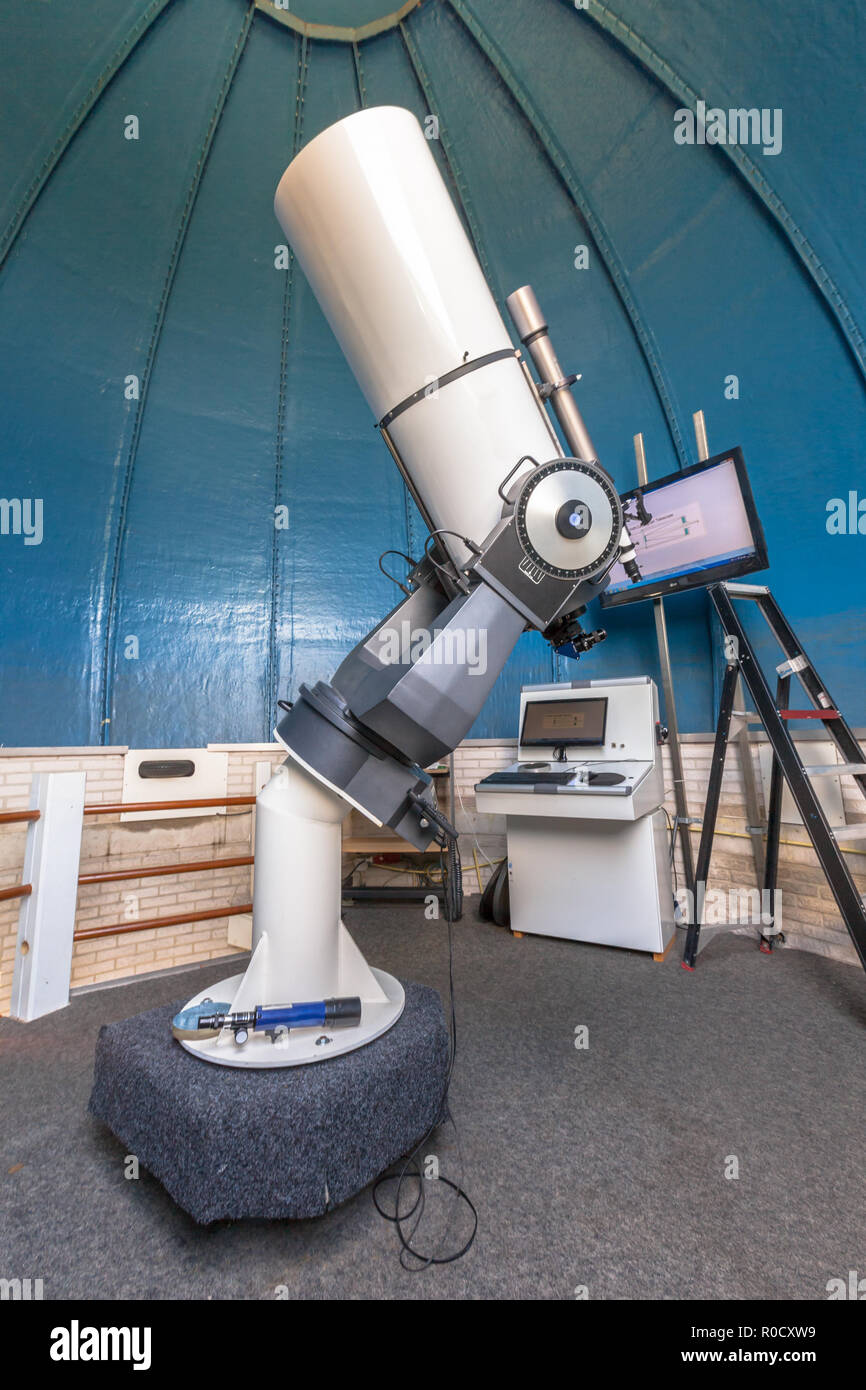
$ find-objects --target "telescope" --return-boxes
[175,106,642,1069]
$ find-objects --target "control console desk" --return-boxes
[475,678,676,955]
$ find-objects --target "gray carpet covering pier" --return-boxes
[88,983,448,1223]
[1,908,865,1300]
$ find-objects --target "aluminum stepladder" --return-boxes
[681,580,866,973]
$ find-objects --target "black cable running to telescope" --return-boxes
[423,528,482,593]
[372,796,477,1268]
[378,549,418,595]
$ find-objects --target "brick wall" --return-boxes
[0,745,285,1016]
[2,731,864,1016]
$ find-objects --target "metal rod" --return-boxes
[633,431,648,480]
[735,673,766,883]
[78,854,254,886]
[83,795,256,816]
[74,902,253,942]
[0,809,40,825]
[683,656,740,967]
[695,411,766,882]
[516,351,562,454]
[506,284,597,460]
[762,674,788,935]
[634,431,648,485]
[449,751,456,831]
[379,423,438,539]
[0,883,32,902]
[693,409,709,463]
[633,431,695,897]
[342,886,444,902]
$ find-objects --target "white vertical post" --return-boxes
[226,759,274,953]
[10,772,86,1021]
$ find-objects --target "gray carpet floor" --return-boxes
[1,909,864,1300]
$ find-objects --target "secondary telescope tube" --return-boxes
[506,284,598,463]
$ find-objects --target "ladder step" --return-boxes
[804,763,866,777]
[695,921,776,931]
[722,582,770,597]
[778,709,840,720]
[740,709,843,723]
[832,825,866,842]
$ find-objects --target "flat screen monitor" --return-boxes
[600,447,768,607]
[520,696,608,748]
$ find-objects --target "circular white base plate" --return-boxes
[177,968,405,1069]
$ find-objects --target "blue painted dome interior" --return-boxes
[1,0,864,746]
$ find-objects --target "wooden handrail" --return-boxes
[0,883,32,902]
[79,854,254,885]
[83,795,256,815]
[74,902,253,942]
[0,810,37,905]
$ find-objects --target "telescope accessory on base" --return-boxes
[176,967,404,1069]
[171,995,364,1044]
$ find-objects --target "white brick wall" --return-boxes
[1,731,864,1014]
[0,745,286,1014]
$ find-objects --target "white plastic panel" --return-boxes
[506,809,674,953]
[11,772,86,1020]
[121,749,228,822]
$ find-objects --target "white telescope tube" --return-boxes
[274,106,560,565]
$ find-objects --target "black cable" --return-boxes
[378,549,417,596]
[371,916,477,1269]
[436,825,463,925]
[662,806,681,909]
[422,528,481,592]
[371,795,477,1269]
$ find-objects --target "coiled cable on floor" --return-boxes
[372,794,477,1269]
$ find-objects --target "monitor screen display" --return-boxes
[601,448,767,607]
[520,696,608,747]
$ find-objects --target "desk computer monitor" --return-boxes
[601,447,768,608]
[520,696,608,748]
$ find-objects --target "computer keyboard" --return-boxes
[483,769,576,786]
